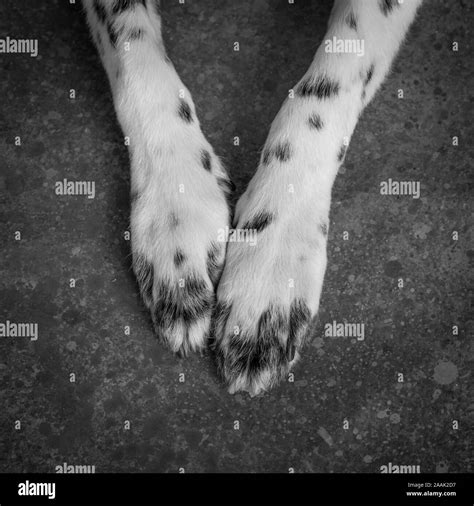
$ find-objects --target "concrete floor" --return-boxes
[0,0,473,473]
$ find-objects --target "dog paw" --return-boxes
[131,139,232,356]
[213,204,328,395]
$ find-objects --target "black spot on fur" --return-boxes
[107,22,118,46]
[286,300,311,360]
[93,0,107,24]
[274,141,292,162]
[206,242,222,285]
[201,150,211,171]
[225,334,260,377]
[308,113,323,130]
[262,148,271,165]
[288,343,296,361]
[178,99,193,123]
[173,249,186,268]
[107,21,125,47]
[346,10,357,30]
[297,76,340,99]
[153,275,214,330]
[337,144,347,162]
[133,254,154,306]
[242,211,273,233]
[379,0,399,16]
[128,28,143,41]
[364,64,375,87]
[360,64,374,102]
[248,316,286,376]
[216,301,312,388]
[112,0,146,15]
[219,306,288,383]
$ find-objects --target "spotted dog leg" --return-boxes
[215,0,423,396]
[82,0,232,355]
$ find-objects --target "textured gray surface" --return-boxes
[0,0,473,473]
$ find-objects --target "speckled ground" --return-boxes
[0,0,473,473]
